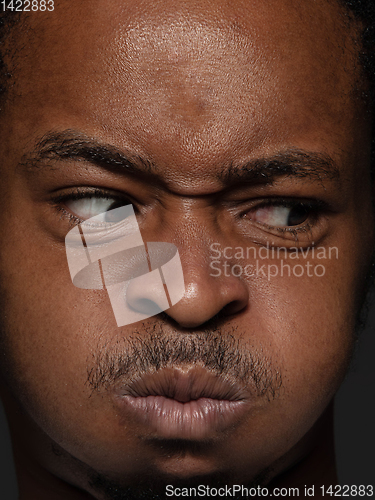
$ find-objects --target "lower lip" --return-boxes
[116,395,247,439]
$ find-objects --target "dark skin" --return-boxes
[0,0,374,498]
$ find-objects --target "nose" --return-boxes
[125,246,249,329]
[165,275,249,328]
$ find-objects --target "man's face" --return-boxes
[0,0,373,495]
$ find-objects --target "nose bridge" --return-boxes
[152,206,224,283]
[139,210,250,328]
[174,217,215,268]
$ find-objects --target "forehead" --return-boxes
[3,0,367,189]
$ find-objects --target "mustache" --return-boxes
[86,323,282,401]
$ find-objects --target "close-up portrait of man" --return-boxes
[0,0,374,498]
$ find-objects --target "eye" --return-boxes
[65,197,125,220]
[53,188,133,224]
[246,202,312,228]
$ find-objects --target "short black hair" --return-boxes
[0,9,20,105]
[342,1,375,99]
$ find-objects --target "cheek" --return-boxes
[0,261,134,468]
[247,253,360,407]
[0,213,114,430]
[218,254,359,470]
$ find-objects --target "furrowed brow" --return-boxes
[22,130,155,176]
[221,150,340,186]
[22,130,340,187]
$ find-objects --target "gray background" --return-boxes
[0,309,374,498]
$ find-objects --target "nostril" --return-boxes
[222,300,248,316]
[129,298,165,316]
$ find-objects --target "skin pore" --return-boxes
[0,0,374,498]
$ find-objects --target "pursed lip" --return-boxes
[113,367,251,439]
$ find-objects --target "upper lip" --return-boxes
[114,366,249,403]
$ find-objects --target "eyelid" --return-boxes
[244,198,326,222]
[52,186,124,201]
[246,197,327,212]
[240,197,327,242]
[50,187,132,225]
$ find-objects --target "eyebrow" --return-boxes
[23,129,340,186]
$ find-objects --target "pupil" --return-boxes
[286,205,309,226]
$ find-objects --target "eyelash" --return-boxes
[242,198,325,237]
[51,187,130,226]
